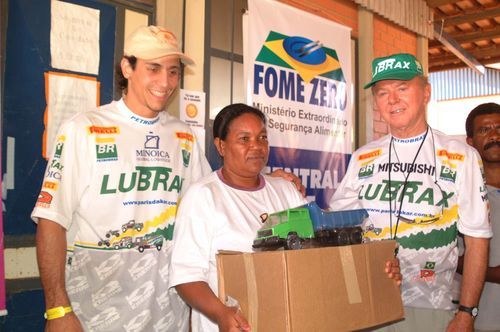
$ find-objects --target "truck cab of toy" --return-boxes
[253,207,315,250]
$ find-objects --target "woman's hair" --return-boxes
[213,103,266,140]
[115,56,137,92]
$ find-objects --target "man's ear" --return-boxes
[214,137,225,157]
[120,58,132,79]
[466,136,474,147]
[423,83,431,105]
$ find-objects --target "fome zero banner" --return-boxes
[245,0,353,208]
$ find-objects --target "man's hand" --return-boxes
[385,258,401,286]
[216,305,251,332]
[446,311,474,332]
[45,313,83,332]
[269,169,306,197]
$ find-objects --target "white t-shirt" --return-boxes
[169,170,307,332]
[31,99,211,331]
[475,185,500,330]
[330,128,492,310]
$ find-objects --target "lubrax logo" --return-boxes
[373,59,414,77]
[100,166,183,194]
[358,180,454,208]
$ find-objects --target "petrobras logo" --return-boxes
[130,114,159,125]
[136,132,170,163]
[358,163,374,179]
[182,149,190,167]
[439,165,457,183]
[95,137,118,162]
[253,31,347,110]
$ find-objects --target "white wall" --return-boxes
[427,95,500,137]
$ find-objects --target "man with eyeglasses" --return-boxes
[329,53,492,332]
[458,102,500,332]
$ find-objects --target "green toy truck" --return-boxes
[253,202,368,250]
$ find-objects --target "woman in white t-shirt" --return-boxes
[169,103,307,332]
[169,103,401,332]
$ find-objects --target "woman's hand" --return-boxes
[385,258,402,286]
[269,169,306,197]
[216,305,251,332]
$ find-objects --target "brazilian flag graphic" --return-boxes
[256,31,346,84]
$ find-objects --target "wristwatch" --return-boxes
[457,304,478,318]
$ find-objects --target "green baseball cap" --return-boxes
[364,53,423,89]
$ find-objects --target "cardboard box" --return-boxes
[217,240,403,332]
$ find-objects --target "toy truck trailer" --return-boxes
[253,202,368,250]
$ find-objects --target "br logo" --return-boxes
[439,166,456,182]
[96,144,118,160]
[182,150,191,167]
[358,164,374,179]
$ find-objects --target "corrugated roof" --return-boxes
[429,67,500,101]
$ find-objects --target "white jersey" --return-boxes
[330,128,491,310]
[475,185,500,330]
[31,99,211,331]
[169,170,307,332]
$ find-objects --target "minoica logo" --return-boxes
[253,31,347,110]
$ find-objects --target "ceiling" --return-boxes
[427,0,500,72]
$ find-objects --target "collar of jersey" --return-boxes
[391,131,427,144]
[117,98,160,125]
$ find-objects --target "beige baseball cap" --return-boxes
[124,25,194,65]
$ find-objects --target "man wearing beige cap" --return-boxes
[330,53,491,331]
[32,25,211,331]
